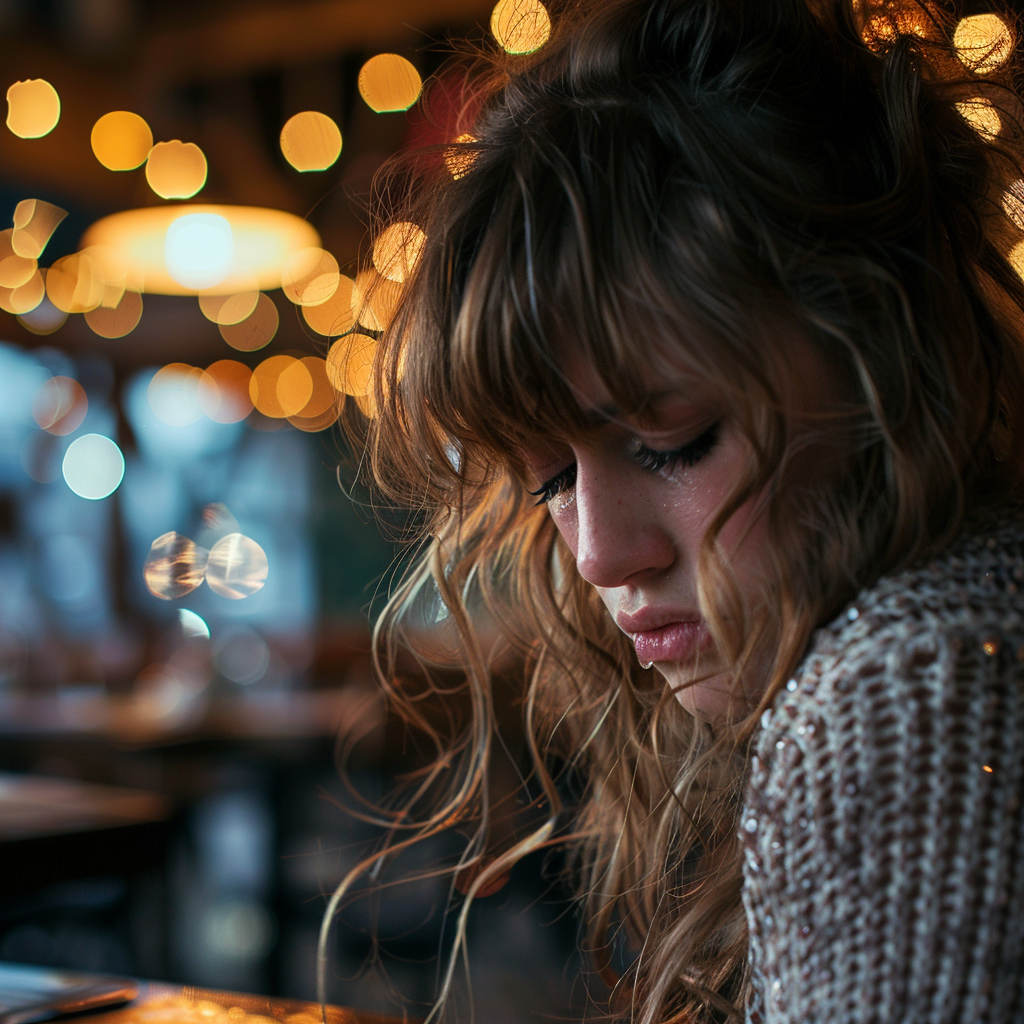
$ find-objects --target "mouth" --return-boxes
[628,621,711,665]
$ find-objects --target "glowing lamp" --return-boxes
[80,205,321,295]
[165,213,233,290]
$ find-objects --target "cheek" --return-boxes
[546,491,579,554]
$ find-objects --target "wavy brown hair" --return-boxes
[327,1,1024,1020]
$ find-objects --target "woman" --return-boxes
[335,0,1024,1019]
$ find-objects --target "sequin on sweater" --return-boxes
[742,508,1024,1023]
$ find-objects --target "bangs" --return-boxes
[393,98,784,487]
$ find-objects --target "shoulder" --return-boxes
[756,503,1024,757]
[741,505,1024,1021]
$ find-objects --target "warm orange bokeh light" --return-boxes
[0,270,44,315]
[372,222,426,284]
[445,133,478,180]
[17,273,66,334]
[84,290,143,339]
[46,253,106,313]
[954,14,1014,75]
[956,97,1002,139]
[301,275,356,337]
[490,0,552,55]
[327,333,377,396]
[1009,241,1024,281]
[249,355,311,418]
[293,357,335,418]
[280,111,343,172]
[146,141,208,200]
[0,229,36,289]
[351,269,403,331]
[1002,181,1024,231]
[198,360,254,424]
[91,111,154,171]
[282,248,340,306]
[219,292,279,352]
[358,54,423,113]
[33,376,88,435]
[199,285,260,326]
[12,199,67,259]
[6,79,60,138]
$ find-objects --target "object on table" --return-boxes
[0,961,138,1024]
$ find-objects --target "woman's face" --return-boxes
[524,356,774,722]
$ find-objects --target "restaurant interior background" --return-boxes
[0,0,589,1020]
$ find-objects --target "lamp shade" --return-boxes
[80,204,321,296]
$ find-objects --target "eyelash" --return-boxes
[529,421,721,506]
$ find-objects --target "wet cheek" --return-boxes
[547,493,579,556]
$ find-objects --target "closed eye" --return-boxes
[528,421,721,506]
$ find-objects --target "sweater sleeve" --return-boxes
[741,612,1024,1024]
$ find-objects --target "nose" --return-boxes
[571,455,676,589]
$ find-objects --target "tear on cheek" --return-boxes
[548,490,576,518]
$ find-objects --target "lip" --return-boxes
[615,609,712,665]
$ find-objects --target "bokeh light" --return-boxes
[148,363,205,426]
[351,269,402,331]
[1010,239,1024,279]
[0,270,44,315]
[301,274,355,337]
[1002,181,1024,231]
[490,0,552,55]
[219,292,279,352]
[91,111,153,171]
[197,360,254,424]
[249,355,313,418]
[0,229,37,288]
[326,333,376,396]
[84,289,143,338]
[281,247,339,306]
[372,222,426,284]
[6,79,60,138]
[445,133,478,179]
[179,608,211,640]
[46,252,105,313]
[166,213,233,290]
[199,284,259,326]
[357,54,423,113]
[206,533,269,599]
[12,199,68,259]
[17,275,67,335]
[61,433,125,500]
[144,531,209,600]
[954,14,1013,75]
[287,356,338,432]
[33,376,87,435]
[214,628,270,684]
[280,111,342,172]
[146,140,208,200]
[955,97,1001,139]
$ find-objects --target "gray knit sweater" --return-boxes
[742,507,1024,1023]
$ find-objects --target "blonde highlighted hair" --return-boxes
[329,1,1024,1020]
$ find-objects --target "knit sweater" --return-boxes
[741,506,1024,1023]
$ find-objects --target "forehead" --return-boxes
[558,340,711,424]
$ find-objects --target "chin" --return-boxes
[658,665,740,724]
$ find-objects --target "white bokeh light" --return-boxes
[61,433,125,499]
[165,213,234,290]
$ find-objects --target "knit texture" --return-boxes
[742,506,1024,1023]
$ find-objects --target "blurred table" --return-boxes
[0,773,170,896]
[0,689,377,748]
[84,980,409,1024]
